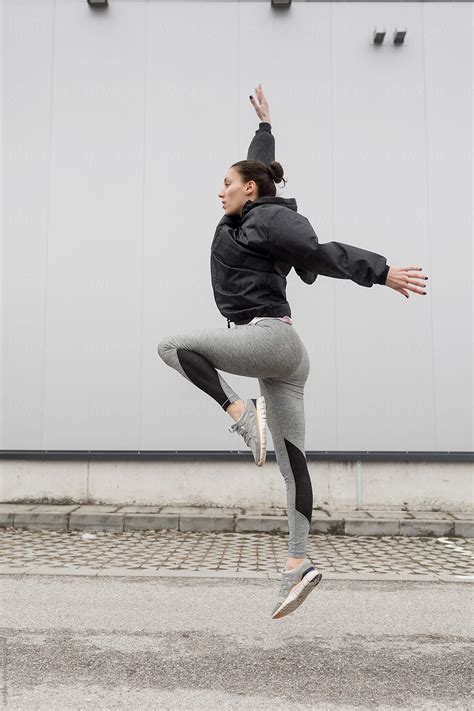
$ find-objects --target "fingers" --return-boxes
[406,279,427,288]
[399,267,429,294]
[250,83,268,105]
[256,83,268,107]
[400,280,426,295]
[392,282,426,297]
[402,267,428,277]
[253,86,262,109]
[388,266,430,297]
[407,284,427,295]
[404,274,428,294]
[405,268,428,277]
[394,280,427,296]
[249,94,262,119]
[249,89,262,107]
[249,84,271,122]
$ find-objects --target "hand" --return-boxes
[385,266,429,299]
[249,83,271,124]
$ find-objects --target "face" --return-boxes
[218,167,258,216]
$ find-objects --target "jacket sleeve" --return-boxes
[267,209,390,288]
[247,122,275,166]
[294,267,318,285]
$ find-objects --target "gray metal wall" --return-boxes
[2,1,472,453]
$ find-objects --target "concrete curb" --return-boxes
[0,504,472,537]
[0,565,472,583]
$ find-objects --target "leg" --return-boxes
[157,331,240,413]
[159,319,314,558]
[259,344,312,562]
[173,347,246,420]
[157,321,305,415]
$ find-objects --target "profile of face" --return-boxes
[218,167,258,216]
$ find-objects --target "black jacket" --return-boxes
[210,122,390,326]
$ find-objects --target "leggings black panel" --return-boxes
[177,348,231,410]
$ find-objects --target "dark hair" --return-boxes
[230,159,287,198]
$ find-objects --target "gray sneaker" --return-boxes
[228,396,267,467]
[271,558,322,619]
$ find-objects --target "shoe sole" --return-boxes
[254,395,267,467]
[271,568,323,619]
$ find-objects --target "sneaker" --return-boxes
[271,558,322,619]
[228,396,267,467]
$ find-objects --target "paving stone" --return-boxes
[399,520,455,537]
[240,508,286,517]
[123,513,179,531]
[454,521,474,538]
[186,507,240,517]
[116,506,163,513]
[311,510,330,519]
[364,510,415,519]
[410,511,456,519]
[344,519,400,536]
[160,506,241,516]
[310,518,344,535]
[179,513,235,533]
[71,505,120,513]
[2,506,473,538]
[158,507,196,514]
[0,528,471,578]
[68,513,124,531]
[235,515,288,534]
[13,513,69,531]
[0,504,38,511]
[29,505,81,513]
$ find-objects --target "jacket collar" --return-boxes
[240,196,298,219]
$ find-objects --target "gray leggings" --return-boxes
[157,318,312,558]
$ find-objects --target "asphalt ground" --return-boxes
[1,575,472,710]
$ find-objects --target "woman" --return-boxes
[157,84,429,619]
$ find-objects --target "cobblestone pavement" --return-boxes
[1,528,473,580]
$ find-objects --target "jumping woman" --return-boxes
[157,84,429,619]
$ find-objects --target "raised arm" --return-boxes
[247,84,274,166]
[248,83,317,286]
[247,122,275,166]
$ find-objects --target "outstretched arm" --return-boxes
[268,208,390,287]
[267,207,429,296]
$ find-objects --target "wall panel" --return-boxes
[2,1,471,453]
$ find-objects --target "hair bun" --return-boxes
[269,161,287,188]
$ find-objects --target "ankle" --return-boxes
[227,399,245,422]
[286,557,306,571]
